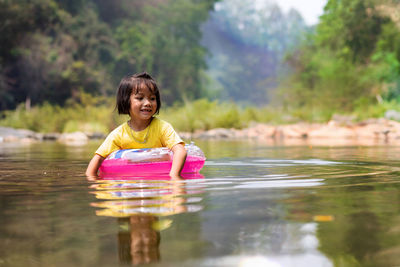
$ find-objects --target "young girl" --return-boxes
[86,72,187,179]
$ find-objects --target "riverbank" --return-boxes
[0,127,97,145]
[2,118,400,146]
[181,118,400,146]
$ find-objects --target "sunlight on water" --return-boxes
[206,158,341,166]
[232,179,325,189]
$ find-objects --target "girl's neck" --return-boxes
[129,117,153,131]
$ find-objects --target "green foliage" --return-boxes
[279,0,400,119]
[0,98,286,133]
[0,93,122,133]
[316,0,387,62]
[159,99,284,132]
[372,21,400,101]
[0,0,218,110]
[354,99,400,120]
[8,95,398,134]
[0,0,119,109]
[115,0,216,104]
[4,0,400,126]
[160,99,241,131]
[0,103,65,133]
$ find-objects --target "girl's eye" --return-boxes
[151,97,156,101]
[135,97,143,100]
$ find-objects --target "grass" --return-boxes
[0,96,399,134]
[0,94,126,134]
[159,99,285,132]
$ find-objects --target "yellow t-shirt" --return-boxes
[95,117,183,158]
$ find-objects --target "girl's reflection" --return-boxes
[118,215,160,265]
[89,175,203,265]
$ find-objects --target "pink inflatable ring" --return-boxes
[99,143,206,177]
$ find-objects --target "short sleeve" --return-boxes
[160,121,184,149]
[95,127,122,158]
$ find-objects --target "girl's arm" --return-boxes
[86,154,105,179]
[169,143,187,179]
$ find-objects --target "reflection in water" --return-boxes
[90,178,204,217]
[118,216,160,265]
[3,142,400,266]
[347,212,380,262]
[278,161,400,267]
[90,176,204,265]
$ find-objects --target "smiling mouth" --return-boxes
[141,109,152,113]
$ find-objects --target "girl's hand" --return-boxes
[169,143,187,179]
[86,154,105,178]
[86,174,99,182]
[169,174,183,180]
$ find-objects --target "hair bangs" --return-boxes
[131,78,158,96]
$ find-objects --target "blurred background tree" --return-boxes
[279,0,400,121]
[1,0,400,130]
[0,0,218,110]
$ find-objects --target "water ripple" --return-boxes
[90,179,205,218]
[206,158,342,167]
[234,179,325,189]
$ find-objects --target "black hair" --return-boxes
[116,72,161,115]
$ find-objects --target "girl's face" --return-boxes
[129,86,157,122]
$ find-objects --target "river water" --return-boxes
[1,140,400,266]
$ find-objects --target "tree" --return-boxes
[278,0,399,120]
[115,0,218,104]
[0,0,218,110]
[317,0,388,63]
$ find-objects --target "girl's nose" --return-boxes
[143,98,151,106]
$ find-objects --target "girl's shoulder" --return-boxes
[108,121,129,136]
[150,117,173,129]
[151,117,164,124]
